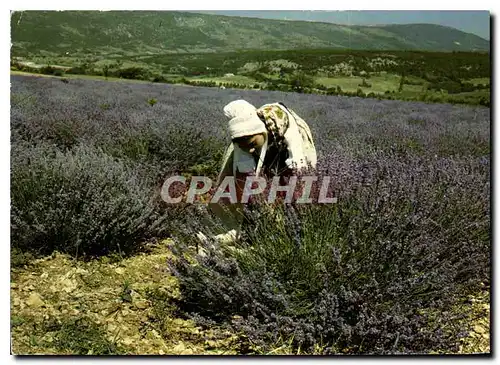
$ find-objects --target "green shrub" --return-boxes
[11,247,35,268]
[118,67,149,80]
[66,67,86,75]
[356,88,366,97]
[359,78,372,88]
[102,65,110,79]
[152,75,166,83]
[289,72,316,92]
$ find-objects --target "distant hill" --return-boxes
[10,11,490,57]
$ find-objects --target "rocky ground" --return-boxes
[10,240,239,355]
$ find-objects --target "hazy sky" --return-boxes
[191,11,490,40]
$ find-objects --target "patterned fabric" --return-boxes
[256,105,290,140]
[257,102,317,171]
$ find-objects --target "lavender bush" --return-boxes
[11,141,172,256]
[169,147,489,353]
[11,75,490,353]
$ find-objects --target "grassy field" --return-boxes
[467,78,490,86]
[457,89,490,97]
[189,75,257,85]
[315,74,418,94]
[11,47,490,107]
[10,70,176,86]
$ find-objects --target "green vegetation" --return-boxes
[11,11,489,58]
[10,11,490,106]
[49,317,126,355]
[11,48,490,106]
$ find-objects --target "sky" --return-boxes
[190,11,490,40]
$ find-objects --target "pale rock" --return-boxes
[206,340,218,347]
[151,329,161,339]
[172,318,186,326]
[60,278,78,293]
[122,337,134,346]
[75,268,88,275]
[134,300,149,310]
[172,342,186,353]
[474,325,486,334]
[27,293,45,307]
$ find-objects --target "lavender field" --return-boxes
[10,74,491,355]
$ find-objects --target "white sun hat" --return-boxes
[224,100,268,140]
[223,100,269,177]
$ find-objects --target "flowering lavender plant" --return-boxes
[11,75,490,354]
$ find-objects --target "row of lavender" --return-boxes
[11,75,490,353]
